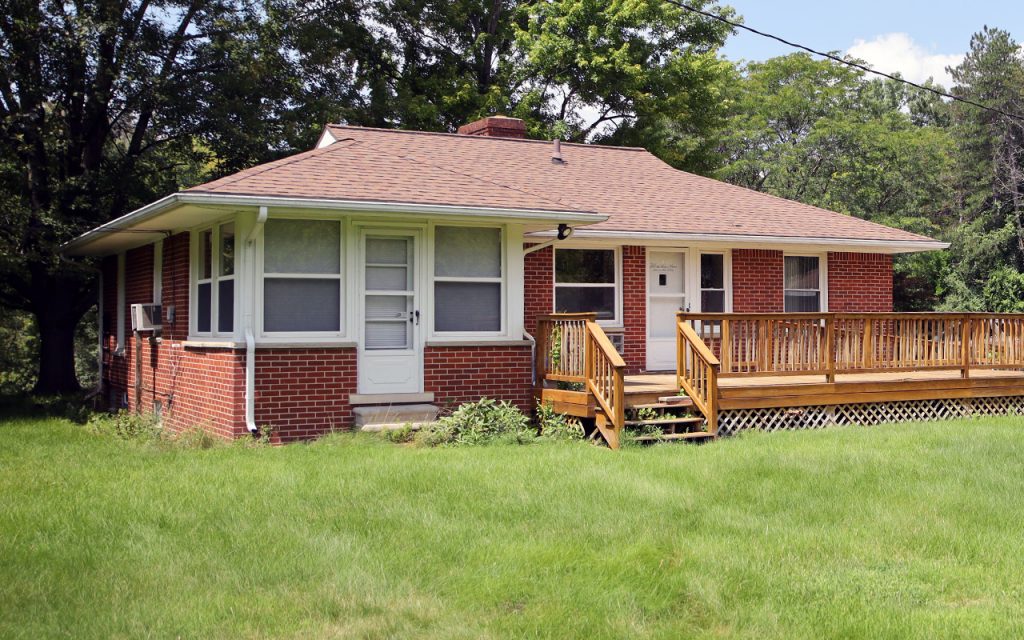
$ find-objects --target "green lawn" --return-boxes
[3,413,1024,639]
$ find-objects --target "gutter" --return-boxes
[527,229,949,253]
[63,193,607,255]
[243,206,268,435]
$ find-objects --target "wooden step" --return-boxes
[629,431,714,442]
[629,400,694,411]
[624,416,704,427]
[658,396,694,407]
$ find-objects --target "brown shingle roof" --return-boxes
[187,125,938,245]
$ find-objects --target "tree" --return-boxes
[0,0,373,394]
[942,27,1024,310]
[715,53,957,309]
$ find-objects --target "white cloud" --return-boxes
[847,33,963,88]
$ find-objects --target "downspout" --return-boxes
[522,224,575,384]
[244,206,268,435]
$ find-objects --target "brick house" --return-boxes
[65,116,946,440]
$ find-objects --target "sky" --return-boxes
[719,1,1024,87]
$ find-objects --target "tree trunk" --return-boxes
[33,303,86,395]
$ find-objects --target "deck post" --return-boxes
[534,319,548,387]
[862,317,874,369]
[720,318,731,373]
[961,314,972,379]
[824,315,836,383]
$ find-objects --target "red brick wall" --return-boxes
[524,244,553,335]
[101,233,245,438]
[621,246,646,373]
[425,345,533,413]
[253,348,357,441]
[828,252,893,312]
[732,249,785,313]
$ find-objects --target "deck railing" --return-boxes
[676,321,720,435]
[536,313,626,448]
[678,312,1024,381]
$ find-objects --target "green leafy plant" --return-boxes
[536,402,584,441]
[87,410,161,442]
[383,424,417,444]
[418,398,534,447]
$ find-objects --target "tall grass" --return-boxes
[2,415,1024,638]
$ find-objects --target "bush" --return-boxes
[536,402,584,441]
[87,410,161,442]
[418,398,534,447]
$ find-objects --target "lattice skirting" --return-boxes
[717,396,1024,436]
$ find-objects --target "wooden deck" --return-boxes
[535,312,1024,449]
[626,369,1024,410]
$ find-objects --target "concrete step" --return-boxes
[354,404,439,430]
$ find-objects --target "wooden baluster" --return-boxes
[825,316,836,383]
[721,318,731,374]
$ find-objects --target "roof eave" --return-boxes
[63,192,607,256]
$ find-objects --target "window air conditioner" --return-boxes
[130,303,162,332]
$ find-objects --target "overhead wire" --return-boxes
[665,0,1024,123]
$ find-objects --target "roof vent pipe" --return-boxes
[551,139,564,164]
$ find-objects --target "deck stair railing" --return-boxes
[535,313,626,448]
[676,321,721,435]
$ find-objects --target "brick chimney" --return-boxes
[457,115,526,139]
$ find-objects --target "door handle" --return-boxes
[409,310,420,325]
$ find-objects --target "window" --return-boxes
[700,253,726,312]
[554,248,619,323]
[262,219,342,333]
[784,255,822,312]
[193,222,235,335]
[433,226,503,333]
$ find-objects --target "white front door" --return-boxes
[358,229,422,394]
[647,250,688,371]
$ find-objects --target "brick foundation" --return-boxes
[425,345,533,413]
[253,348,357,441]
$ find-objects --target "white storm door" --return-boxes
[358,230,422,394]
[646,250,688,371]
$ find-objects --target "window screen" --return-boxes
[784,256,821,312]
[554,248,618,321]
[263,219,343,332]
[433,226,502,333]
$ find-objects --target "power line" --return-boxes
[666,0,1024,123]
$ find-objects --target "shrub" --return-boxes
[87,410,161,442]
[383,424,416,444]
[536,402,584,441]
[418,398,534,447]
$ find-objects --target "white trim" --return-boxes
[115,253,126,356]
[783,252,828,312]
[696,250,731,313]
[552,246,623,327]
[152,239,163,304]
[528,229,947,253]
[63,192,607,255]
[425,339,531,347]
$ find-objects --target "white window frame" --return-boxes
[257,216,346,339]
[552,246,623,327]
[783,252,828,313]
[116,253,126,355]
[190,220,238,339]
[429,223,506,338]
[697,251,731,313]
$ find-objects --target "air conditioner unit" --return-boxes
[130,303,162,332]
